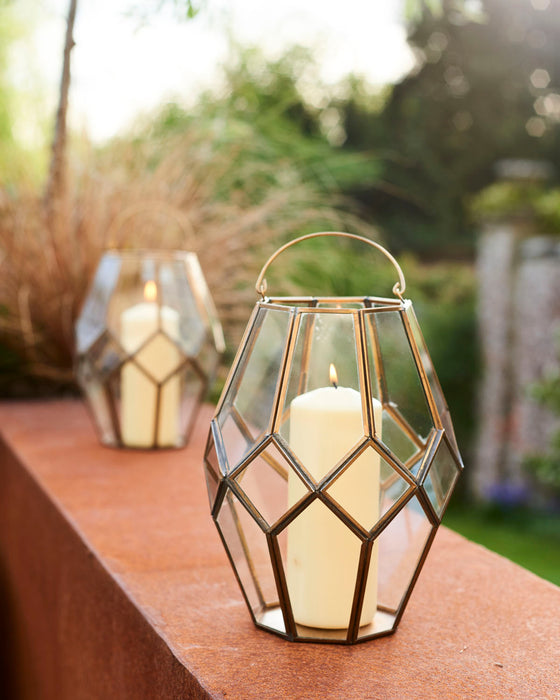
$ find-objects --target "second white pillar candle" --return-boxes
[120,284,181,448]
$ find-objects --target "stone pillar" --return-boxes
[474,230,560,502]
[474,222,517,498]
[510,238,560,482]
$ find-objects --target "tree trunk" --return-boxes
[44,0,78,230]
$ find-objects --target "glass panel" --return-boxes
[423,437,461,517]
[82,332,126,381]
[284,499,365,630]
[217,411,254,473]
[177,363,205,441]
[106,255,156,341]
[204,436,221,511]
[404,303,461,459]
[216,489,279,618]
[316,302,364,309]
[363,311,383,406]
[234,443,305,528]
[381,409,419,465]
[379,456,414,521]
[76,252,121,353]
[193,333,220,379]
[161,258,206,356]
[185,253,226,356]
[133,332,183,383]
[107,372,122,442]
[278,312,365,479]
[406,450,425,479]
[217,307,292,469]
[325,445,411,533]
[76,356,116,445]
[232,308,291,432]
[366,310,434,442]
[376,496,433,615]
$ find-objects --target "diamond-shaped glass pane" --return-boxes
[325,445,412,533]
[284,499,366,630]
[217,490,280,620]
[278,311,365,479]
[365,309,433,441]
[127,329,183,382]
[423,436,461,517]
[375,495,433,616]
[204,435,221,511]
[217,306,292,469]
[121,316,183,382]
[325,445,410,534]
[404,303,461,459]
[234,443,306,528]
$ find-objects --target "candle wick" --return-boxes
[332,380,338,389]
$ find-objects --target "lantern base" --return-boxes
[256,606,397,644]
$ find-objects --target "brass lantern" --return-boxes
[76,247,224,449]
[204,232,464,644]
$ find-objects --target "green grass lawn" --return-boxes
[442,504,560,587]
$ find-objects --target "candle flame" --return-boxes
[144,280,157,302]
[329,363,338,389]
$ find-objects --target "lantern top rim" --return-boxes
[258,295,409,311]
[255,232,406,302]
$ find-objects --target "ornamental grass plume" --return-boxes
[0,127,374,395]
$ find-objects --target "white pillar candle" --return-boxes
[287,365,382,629]
[121,281,181,448]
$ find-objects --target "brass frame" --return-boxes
[204,233,464,643]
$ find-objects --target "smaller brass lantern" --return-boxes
[76,248,224,449]
[204,233,463,644]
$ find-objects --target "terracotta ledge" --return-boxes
[0,400,559,700]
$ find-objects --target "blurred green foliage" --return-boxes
[0,0,23,183]
[444,502,560,585]
[472,181,560,233]
[0,0,48,185]
[143,46,383,202]
[338,0,560,256]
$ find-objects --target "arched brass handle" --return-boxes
[255,231,406,300]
